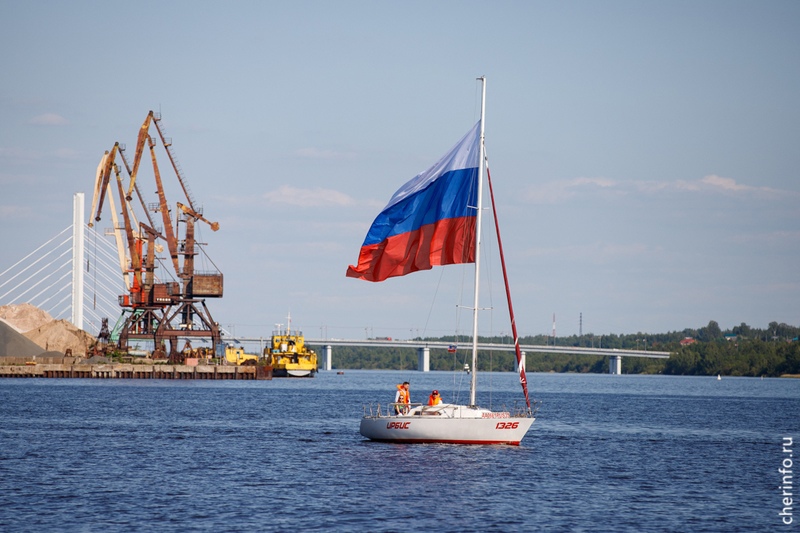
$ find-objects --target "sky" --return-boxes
[1,1,798,341]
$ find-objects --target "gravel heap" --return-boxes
[0,320,46,358]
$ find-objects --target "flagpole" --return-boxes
[470,76,486,407]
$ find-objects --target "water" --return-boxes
[1,372,797,532]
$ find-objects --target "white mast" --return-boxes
[470,76,486,406]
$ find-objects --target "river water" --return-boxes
[0,371,797,532]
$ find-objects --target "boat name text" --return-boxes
[386,421,411,430]
[482,412,510,419]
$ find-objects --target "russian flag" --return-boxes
[346,121,481,282]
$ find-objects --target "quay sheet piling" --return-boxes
[0,364,271,380]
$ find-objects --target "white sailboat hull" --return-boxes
[360,404,534,445]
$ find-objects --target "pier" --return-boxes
[0,363,271,380]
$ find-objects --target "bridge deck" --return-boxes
[233,337,670,359]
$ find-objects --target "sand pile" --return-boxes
[24,319,95,357]
[0,303,97,358]
[0,303,53,332]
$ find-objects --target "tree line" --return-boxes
[322,321,800,377]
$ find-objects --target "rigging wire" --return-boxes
[91,225,98,310]
[421,265,445,339]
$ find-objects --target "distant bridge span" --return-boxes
[233,337,671,375]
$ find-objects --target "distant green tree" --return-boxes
[697,320,722,342]
[664,348,699,375]
[319,322,800,376]
[732,322,751,338]
[778,343,800,374]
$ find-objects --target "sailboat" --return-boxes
[347,77,536,445]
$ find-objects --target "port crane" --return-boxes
[89,111,223,361]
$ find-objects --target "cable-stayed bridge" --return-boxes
[0,193,123,336]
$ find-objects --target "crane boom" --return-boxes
[87,152,108,229]
[113,161,143,293]
[104,174,130,292]
[152,113,196,210]
[117,145,157,231]
[177,202,220,232]
[125,111,155,201]
[88,143,119,226]
[148,134,181,276]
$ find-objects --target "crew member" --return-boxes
[395,381,410,414]
[428,390,441,406]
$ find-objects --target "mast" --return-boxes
[470,76,487,406]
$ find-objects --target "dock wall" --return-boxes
[0,363,272,380]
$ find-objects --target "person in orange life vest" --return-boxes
[394,382,410,414]
[428,390,441,406]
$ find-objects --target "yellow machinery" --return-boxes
[266,315,318,377]
[224,345,259,366]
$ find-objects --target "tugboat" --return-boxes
[265,314,318,377]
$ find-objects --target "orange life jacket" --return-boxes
[396,384,409,404]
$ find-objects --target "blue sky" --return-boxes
[1,1,798,340]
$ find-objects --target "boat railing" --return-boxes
[507,399,541,418]
[363,402,427,418]
[363,402,459,418]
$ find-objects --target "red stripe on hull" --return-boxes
[366,438,521,446]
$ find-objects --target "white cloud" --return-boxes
[526,174,794,204]
[700,174,751,192]
[525,176,617,204]
[54,148,79,159]
[263,185,355,207]
[0,205,33,218]
[671,180,702,192]
[30,113,68,126]
[672,175,788,196]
